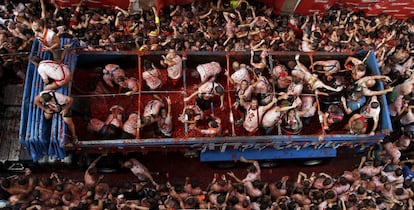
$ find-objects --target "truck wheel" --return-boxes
[303,159,323,166]
[260,160,280,168]
[210,162,236,169]
[183,150,199,159]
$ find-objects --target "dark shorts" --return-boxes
[121,131,136,139]
[62,109,73,118]
[196,96,213,111]
[99,124,122,139]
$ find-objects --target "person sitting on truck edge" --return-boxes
[34,90,77,145]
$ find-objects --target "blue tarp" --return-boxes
[19,38,78,162]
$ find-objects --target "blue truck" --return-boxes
[16,39,392,167]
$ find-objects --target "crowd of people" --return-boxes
[0,0,413,84]
[1,148,414,209]
[0,0,414,209]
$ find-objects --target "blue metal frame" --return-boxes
[19,39,78,161]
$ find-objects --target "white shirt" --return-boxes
[37,61,70,82]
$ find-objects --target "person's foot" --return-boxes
[72,136,79,144]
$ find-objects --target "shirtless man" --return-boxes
[102,64,126,88]
[192,61,222,84]
[240,96,277,134]
[123,158,157,186]
[34,90,77,143]
[142,61,162,90]
[293,54,343,92]
[140,96,165,129]
[184,79,225,110]
[122,112,139,138]
[354,75,393,96]
[160,49,182,85]
[31,52,71,90]
[227,157,263,198]
[84,155,104,189]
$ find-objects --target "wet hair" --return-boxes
[403,179,411,189]
[209,119,219,128]
[275,181,283,189]
[217,193,226,204]
[370,101,380,109]
[31,55,42,64]
[32,190,41,199]
[236,184,244,194]
[247,164,257,173]
[379,175,388,183]
[357,186,366,195]
[215,85,224,95]
[17,177,27,186]
[40,177,52,186]
[55,184,64,192]
[1,179,11,189]
[395,188,404,195]
[228,196,238,206]
[191,180,199,188]
[41,92,53,102]
[64,192,73,201]
[185,197,195,206]
[252,180,264,189]
[395,167,403,176]
[242,199,250,208]
[323,178,332,186]
[303,180,311,188]
[217,179,226,187]
[348,193,357,203]
[339,177,347,185]
[325,190,335,199]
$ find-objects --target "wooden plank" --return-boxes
[8,107,22,161]
[0,109,12,162]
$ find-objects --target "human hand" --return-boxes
[45,108,54,114]
[166,96,171,104]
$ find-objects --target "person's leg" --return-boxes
[44,83,59,90]
[44,113,52,120]
[63,116,77,141]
